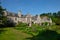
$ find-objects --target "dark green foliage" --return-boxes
[53,13,57,17]
[27,30,60,40]
[40,11,60,25]
[40,13,48,16]
[15,23,50,36]
[4,20,16,27]
[16,22,28,27]
[52,11,60,25]
[0,5,15,27]
[0,6,7,27]
[57,11,60,17]
[0,6,6,18]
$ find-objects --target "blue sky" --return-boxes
[1,0,60,15]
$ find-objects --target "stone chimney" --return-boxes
[26,13,32,27]
[18,10,22,17]
[36,15,41,24]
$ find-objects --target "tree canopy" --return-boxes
[0,5,7,27]
[40,11,60,25]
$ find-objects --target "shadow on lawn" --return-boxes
[26,30,60,40]
[0,29,6,34]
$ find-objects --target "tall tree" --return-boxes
[57,11,60,17]
[0,5,7,26]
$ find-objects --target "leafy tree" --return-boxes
[53,11,60,25]
[40,13,48,16]
[0,5,7,27]
[57,11,60,17]
[53,13,57,17]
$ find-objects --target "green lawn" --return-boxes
[0,24,60,40]
[0,28,32,40]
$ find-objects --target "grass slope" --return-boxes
[0,28,32,40]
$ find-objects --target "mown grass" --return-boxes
[0,23,60,40]
[0,28,32,40]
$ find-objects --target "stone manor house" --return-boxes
[3,11,52,26]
